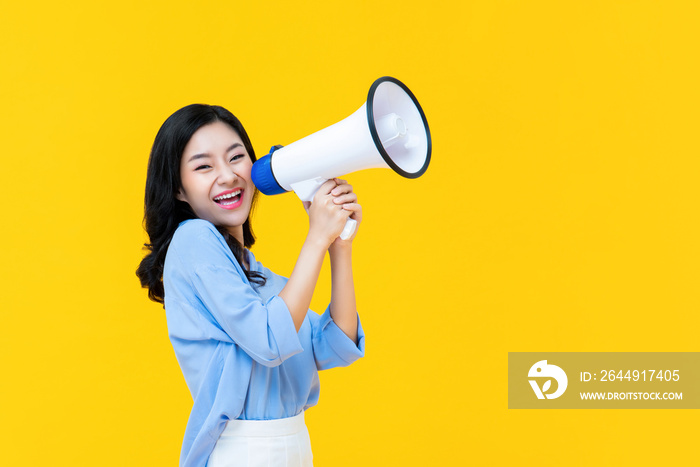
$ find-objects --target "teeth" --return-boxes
[214,190,241,201]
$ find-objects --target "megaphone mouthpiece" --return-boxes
[250,146,286,195]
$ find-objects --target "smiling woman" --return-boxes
[136,104,365,467]
[176,122,255,246]
[136,105,265,299]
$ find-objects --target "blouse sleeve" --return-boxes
[310,306,365,371]
[168,220,304,367]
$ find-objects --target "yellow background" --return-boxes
[1,1,698,465]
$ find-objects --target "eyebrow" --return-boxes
[187,143,244,163]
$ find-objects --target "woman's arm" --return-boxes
[278,179,357,332]
[328,180,361,343]
[328,243,358,343]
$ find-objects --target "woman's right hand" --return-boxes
[302,179,353,248]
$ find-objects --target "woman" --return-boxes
[136,104,365,467]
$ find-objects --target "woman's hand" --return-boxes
[303,178,361,248]
[328,178,361,249]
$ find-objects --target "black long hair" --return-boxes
[136,104,265,304]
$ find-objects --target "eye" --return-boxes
[194,164,212,171]
[230,154,244,163]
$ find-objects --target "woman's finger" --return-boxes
[332,193,357,204]
[317,179,339,198]
[341,203,362,223]
[342,203,361,211]
[331,183,353,197]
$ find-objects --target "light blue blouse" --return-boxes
[163,219,365,467]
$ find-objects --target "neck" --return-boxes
[224,226,249,269]
[227,225,245,246]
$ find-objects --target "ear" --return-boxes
[175,188,187,203]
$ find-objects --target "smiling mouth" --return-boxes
[214,189,242,206]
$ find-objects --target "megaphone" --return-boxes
[252,76,431,239]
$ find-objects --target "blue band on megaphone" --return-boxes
[251,146,287,195]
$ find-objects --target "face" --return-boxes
[177,121,254,242]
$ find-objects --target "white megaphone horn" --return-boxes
[251,76,431,239]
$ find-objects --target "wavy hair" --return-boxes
[136,104,265,304]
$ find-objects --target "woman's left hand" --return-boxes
[329,178,361,246]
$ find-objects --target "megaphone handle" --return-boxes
[340,218,357,240]
[290,178,326,203]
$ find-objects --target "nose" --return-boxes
[217,165,237,185]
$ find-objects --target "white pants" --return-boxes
[208,412,313,467]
